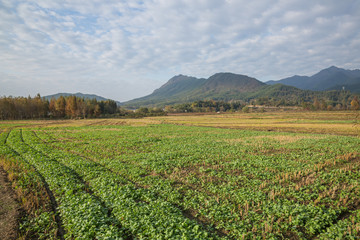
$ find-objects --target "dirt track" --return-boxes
[0,167,19,240]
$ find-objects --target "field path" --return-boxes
[0,166,20,240]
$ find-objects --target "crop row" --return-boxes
[36,125,360,239]
[3,123,359,239]
[5,129,125,239]
[0,130,58,239]
[22,129,216,239]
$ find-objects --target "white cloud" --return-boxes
[0,0,359,101]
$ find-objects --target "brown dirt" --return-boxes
[0,167,20,240]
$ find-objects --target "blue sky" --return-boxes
[1,0,360,101]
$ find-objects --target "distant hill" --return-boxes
[199,72,265,94]
[44,92,121,105]
[246,84,347,104]
[267,66,360,92]
[125,75,207,107]
[123,67,360,108]
[152,75,207,97]
[124,73,266,108]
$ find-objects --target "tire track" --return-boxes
[4,129,65,240]
[6,129,126,239]
[30,129,218,239]
[37,129,232,238]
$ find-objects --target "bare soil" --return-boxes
[0,167,20,240]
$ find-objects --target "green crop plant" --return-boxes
[0,122,359,239]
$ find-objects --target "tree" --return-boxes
[49,98,57,117]
[242,106,250,113]
[136,107,149,114]
[65,96,78,118]
[313,97,320,110]
[33,94,48,118]
[77,98,87,118]
[351,96,360,110]
[55,96,66,118]
[320,99,327,110]
[94,104,101,117]
[164,105,173,113]
[103,100,117,114]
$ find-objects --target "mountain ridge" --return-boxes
[266,66,360,92]
[44,92,121,105]
[123,66,360,108]
[124,72,269,108]
[44,66,360,109]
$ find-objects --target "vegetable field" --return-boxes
[0,116,359,239]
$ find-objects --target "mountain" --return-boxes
[266,75,310,89]
[152,75,207,97]
[267,66,360,92]
[200,72,265,93]
[44,92,121,105]
[122,75,206,107]
[124,73,266,108]
[123,66,360,108]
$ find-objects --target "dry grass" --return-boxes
[1,111,359,136]
[227,135,326,145]
[152,111,360,136]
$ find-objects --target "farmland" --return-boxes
[0,111,359,239]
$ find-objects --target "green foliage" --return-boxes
[1,124,359,239]
[242,106,250,113]
[20,211,58,240]
[165,100,244,113]
[4,129,125,239]
[22,129,213,239]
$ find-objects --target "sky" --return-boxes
[1,0,360,102]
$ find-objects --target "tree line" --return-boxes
[165,96,360,113]
[1,94,359,120]
[164,100,245,113]
[252,96,360,111]
[0,94,165,120]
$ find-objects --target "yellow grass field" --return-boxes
[0,111,359,136]
[156,111,360,136]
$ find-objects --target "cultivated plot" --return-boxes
[0,113,359,239]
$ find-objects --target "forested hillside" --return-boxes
[267,66,360,92]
